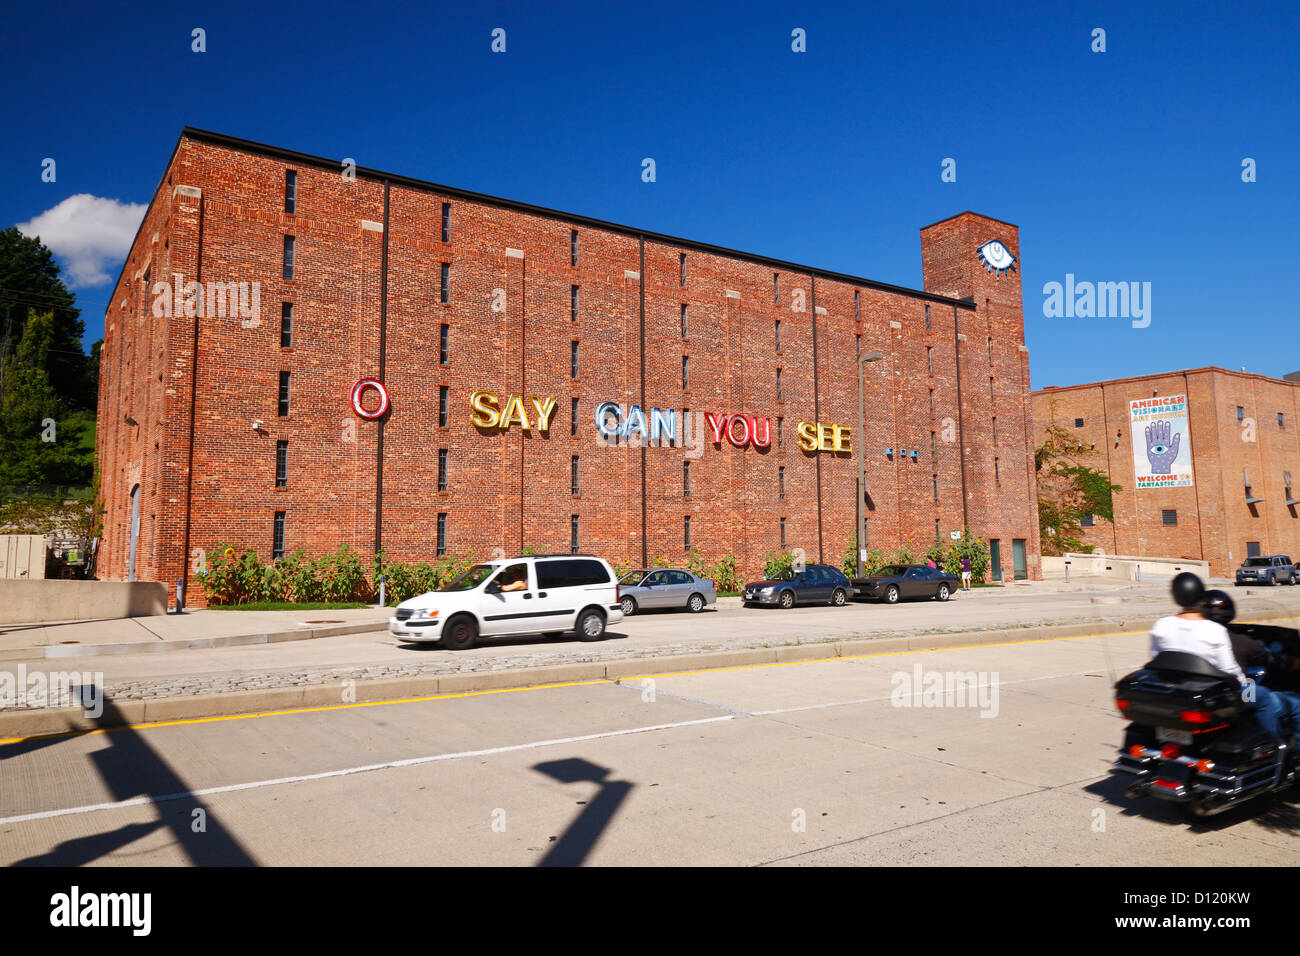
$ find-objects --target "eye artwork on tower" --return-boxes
[976,239,1017,277]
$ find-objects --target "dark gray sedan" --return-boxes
[618,569,717,615]
[852,564,959,603]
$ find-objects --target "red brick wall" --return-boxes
[98,135,1041,604]
[1033,368,1300,575]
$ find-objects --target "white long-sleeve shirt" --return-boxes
[1148,614,1246,685]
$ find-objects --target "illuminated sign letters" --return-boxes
[797,421,851,453]
[351,378,390,419]
[470,390,557,431]
[704,412,771,448]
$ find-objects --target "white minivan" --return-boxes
[388,554,625,650]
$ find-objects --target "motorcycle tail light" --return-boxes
[1180,709,1213,724]
[1161,744,1183,759]
[1115,699,1131,712]
[1128,744,1148,758]
[1194,759,1215,773]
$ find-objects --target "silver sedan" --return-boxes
[618,569,717,615]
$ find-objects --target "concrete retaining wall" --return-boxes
[1042,553,1210,582]
[0,580,168,625]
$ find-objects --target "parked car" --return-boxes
[389,554,624,649]
[617,568,717,615]
[852,564,959,603]
[1235,555,1297,586]
[742,564,852,608]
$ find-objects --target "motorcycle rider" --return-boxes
[1202,589,1300,741]
[1148,573,1246,684]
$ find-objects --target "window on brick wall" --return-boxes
[926,346,932,373]
[994,457,1000,485]
[273,511,286,560]
[437,513,447,556]
[571,397,579,436]
[1080,513,1094,527]
[1074,417,1084,428]
[283,236,295,280]
[683,460,691,497]
[776,367,783,400]
[1247,541,1261,558]
[284,170,297,214]
[932,474,938,502]
[679,252,686,286]
[571,341,579,379]
[773,272,779,304]
[682,355,689,390]
[278,371,290,416]
[571,456,580,495]
[931,431,936,457]
[1237,406,1244,421]
[855,333,861,357]
[854,290,860,320]
[1279,412,1286,427]
[439,386,449,426]
[684,515,692,552]
[992,417,998,444]
[570,515,579,554]
[987,336,992,364]
[571,285,579,322]
[777,417,784,447]
[989,376,994,401]
[280,302,292,348]
[275,441,288,488]
[779,466,785,499]
[1161,509,1178,527]
[438,449,448,491]
[570,230,578,267]
[935,519,940,542]
[929,388,935,415]
[681,304,688,338]
[439,323,449,364]
[441,202,450,242]
[775,319,781,351]
[925,304,931,331]
[440,263,450,304]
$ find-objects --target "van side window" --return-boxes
[496,563,529,591]
[536,558,610,589]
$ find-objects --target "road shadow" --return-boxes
[533,757,633,867]
[1084,767,1300,834]
[9,692,257,866]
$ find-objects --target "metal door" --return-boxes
[1012,539,1027,580]
[989,539,1001,582]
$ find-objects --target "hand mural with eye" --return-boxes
[1145,419,1181,474]
[976,239,1017,276]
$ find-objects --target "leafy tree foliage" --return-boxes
[1036,402,1121,556]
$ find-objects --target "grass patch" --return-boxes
[208,601,371,611]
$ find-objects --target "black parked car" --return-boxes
[742,564,852,608]
[852,564,958,603]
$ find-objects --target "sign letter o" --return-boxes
[726,414,751,447]
[351,378,390,419]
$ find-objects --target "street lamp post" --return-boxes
[857,351,884,577]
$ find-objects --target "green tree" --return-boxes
[1036,403,1121,556]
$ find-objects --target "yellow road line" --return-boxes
[3,616,1293,746]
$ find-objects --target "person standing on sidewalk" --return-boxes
[960,556,972,591]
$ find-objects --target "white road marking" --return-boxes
[0,715,735,826]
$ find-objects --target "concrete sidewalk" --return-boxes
[0,606,392,661]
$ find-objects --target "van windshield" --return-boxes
[440,565,497,591]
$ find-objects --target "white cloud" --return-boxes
[17,194,147,288]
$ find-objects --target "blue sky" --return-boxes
[3,0,1296,388]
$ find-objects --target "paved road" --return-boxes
[14,580,1300,703]
[2,626,1297,865]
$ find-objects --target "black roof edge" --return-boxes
[176,126,978,311]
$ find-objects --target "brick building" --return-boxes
[1033,368,1300,575]
[97,128,1041,604]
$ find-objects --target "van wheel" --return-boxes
[621,596,637,616]
[830,588,847,607]
[442,616,478,650]
[576,609,606,641]
[687,593,705,613]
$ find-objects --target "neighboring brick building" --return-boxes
[1033,368,1300,575]
[97,128,1041,604]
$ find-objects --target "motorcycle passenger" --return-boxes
[1148,573,1246,685]
[1202,589,1300,742]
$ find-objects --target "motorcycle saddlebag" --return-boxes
[1114,652,1245,731]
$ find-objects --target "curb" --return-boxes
[3,609,1296,742]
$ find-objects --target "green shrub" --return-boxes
[763,550,796,580]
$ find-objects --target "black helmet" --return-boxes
[1171,571,1205,609]
[1202,589,1235,626]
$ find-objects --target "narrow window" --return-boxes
[684,515,692,551]
[273,511,286,560]
[571,397,579,436]
[992,416,998,444]
[994,457,1000,484]
[935,519,941,542]
[682,355,689,390]
[855,333,861,357]
[278,371,290,416]
[932,474,938,502]
[439,386,449,426]
[1236,406,1244,421]
[1279,412,1285,427]
[570,229,578,267]
[987,337,993,364]
[925,304,931,331]
[929,388,935,415]
[926,346,932,373]
[780,517,787,550]
[989,376,994,401]
[284,170,297,214]
[779,466,785,499]
[275,440,288,488]
[930,431,936,457]
[570,515,579,554]
[438,449,448,491]
[681,303,688,338]
[775,319,782,351]
[571,455,580,495]
[571,341,579,378]
[280,302,293,348]
[439,323,449,364]
[571,285,579,322]
[776,367,783,400]
[282,235,295,280]
[854,290,860,320]
[1161,509,1178,527]
[683,460,691,497]
[679,252,686,286]
[437,513,447,556]
[777,417,784,448]
[440,263,450,303]
[773,272,780,304]
[441,202,450,242]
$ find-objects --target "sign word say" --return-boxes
[470,391,557,431]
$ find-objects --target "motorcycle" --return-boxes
[1111,620,1300,818]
